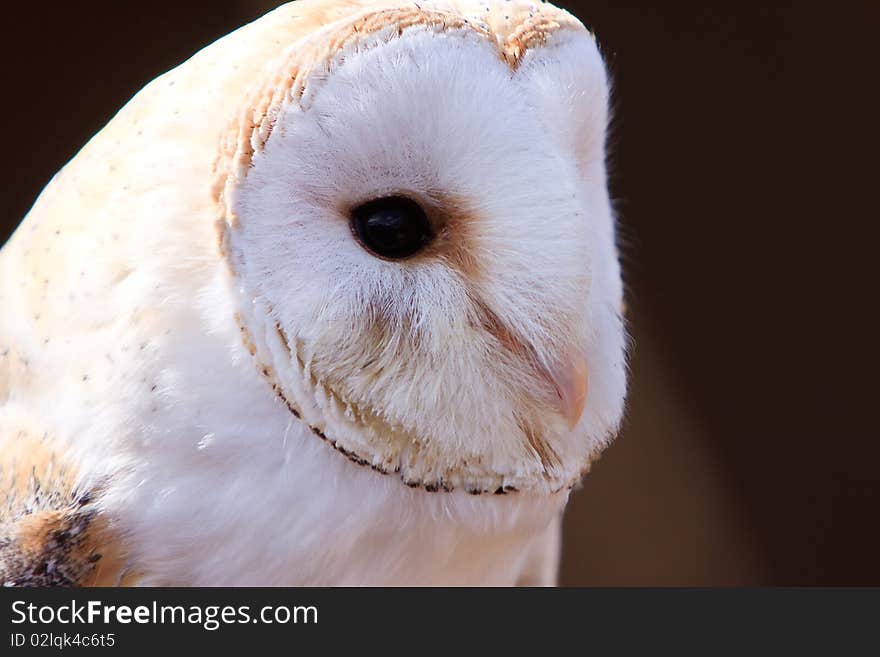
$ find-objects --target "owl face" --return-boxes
[221,6,626,494]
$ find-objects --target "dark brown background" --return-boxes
[1,1,877,584]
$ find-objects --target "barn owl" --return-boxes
[0,0,626,586]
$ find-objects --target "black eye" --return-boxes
[350,196,434,260]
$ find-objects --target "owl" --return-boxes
[0,0,626,586]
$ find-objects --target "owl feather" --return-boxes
[0,0,626,586]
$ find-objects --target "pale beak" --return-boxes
[545,352,588,430]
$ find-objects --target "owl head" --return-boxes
[217,0,626,495]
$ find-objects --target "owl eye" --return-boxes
[350,196,434,260]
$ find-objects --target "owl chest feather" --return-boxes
[111,418,565,586]
[85,293,566,586]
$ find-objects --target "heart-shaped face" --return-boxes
[219,1,627,495]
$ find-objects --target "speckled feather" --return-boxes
[0,428,126,586]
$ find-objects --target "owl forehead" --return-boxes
[302,0,590,72]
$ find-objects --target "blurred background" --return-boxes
[1,1,877,584]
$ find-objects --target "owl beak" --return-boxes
[478,300,588,428]
[546,352,589,430]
